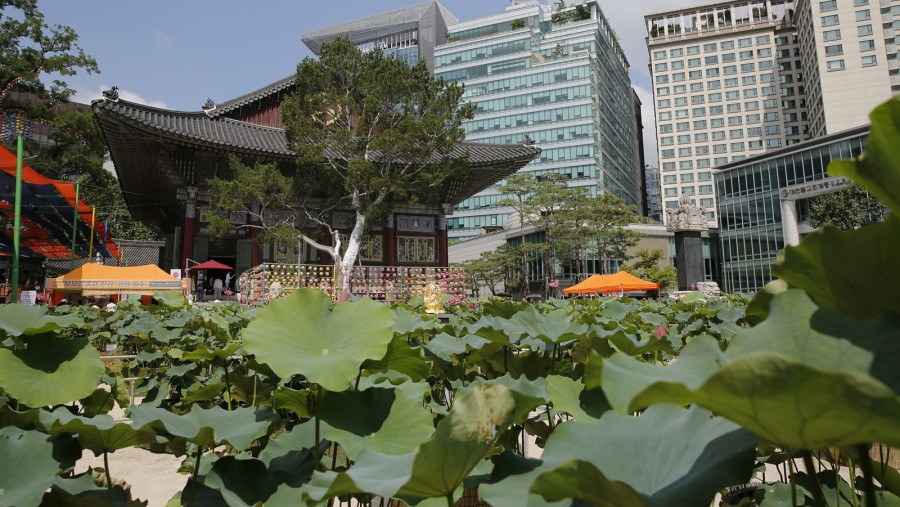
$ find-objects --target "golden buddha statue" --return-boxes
[423,282,443,314]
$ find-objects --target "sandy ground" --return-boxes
[78,446,185,506]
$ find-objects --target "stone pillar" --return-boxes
[781,198,800,247]
[675,230,704,291]
[249,204,261,267]
[666,193,710,292]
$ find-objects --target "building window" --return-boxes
[695,132,709,142]
[724,65,738,75]
[706,68,720,77]
[708,80,721,89]
[658,99,671,108]
[821,15,839,26]
[703,43,718,52]
[858,24,873,36]
[712,131,726,140]
[690,70,704,79]
[670,48,684,57]
[723,52,736,62]
[827,59,845,71]
[691,82,704,91]
[729,128,744,138]
[663,175,677,184]
[662,162,676,171]
[749,140,764,149]
[763,112,780,121]
[726,90,740,100]
[855,9,870,21]
[823,29,841,41]
[819,0,837,11]
[728,116,743,126]
[694,120,708,129]
[659,124,673,133]
[688,57,702,67]
[397,236,435,263]
[679,160,694,169]
[714,157,729,165]
[653,50,667,60]
[756,35,770,45]
[746,114,761,123]
[664,188,679,197]
[862,55,877,66]
[730,142,745,151]
[741,63,755,73]
[853,0,868,4]
[697,159,711,168]
[655,63,668,72]
[738,37,752,47]
[705,55,719,65]
[721,40,735,49]
[766,138,782,148]
[672,60,685,69]
[687,45,700,55]
[680,173,694,183]
[699,184,713,194]
[860,40,875,51]
[825,44,843,56]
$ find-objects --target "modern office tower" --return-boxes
[435,0,642,241]
[301,1,459,70]
[645,1,809,226]
[796,0,895,137]
[644,165,664,222]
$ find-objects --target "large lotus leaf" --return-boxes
[397,383,542,500]
[479,298,528,319]
[423,332,468,361]
[242,289,394,391]
[182,343,241,362]
[39,407,151,453]
[466,373,550,403]
[773,217,900,319]
[361,335,431,381]
[44,472,148,507]
[829,97,900,213]
[272,387,312,418]
[154,289,188,309]
[0,426,60,507]
[507,307,588,344]
[302,384,543,505]
[530,404,757,507]
[602,290,900,449]
[192,457,279,507]
[466,315,517,347]
[0,304,83,337]
[605,328,673,356]
[320,387,435,460]
[478,452,564,507]
[601,300,629,321]
[546,375,605,421]
[392,307,437,335]
[128,405,278,452]
[0,335,104,407]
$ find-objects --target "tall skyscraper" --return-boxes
[795,0,896,137]
[645,1,809,226]
[435,0,642,240]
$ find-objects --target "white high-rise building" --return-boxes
[436,0,643,240]
[645,1,808,226]
[796,0,898,137]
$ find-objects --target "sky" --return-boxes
[36,0,706,167]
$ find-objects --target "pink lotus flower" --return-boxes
[548,280,560,288]
[655,325,667,339]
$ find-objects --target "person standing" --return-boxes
[213,277,224,299]
[195,277,204,303]
[224,271,233,292]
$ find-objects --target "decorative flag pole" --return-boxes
[70,180,80,270]
[88,207,96,259]
[11,117,24,303]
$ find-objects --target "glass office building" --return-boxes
[715,124,867,292]
[435,0,642,240]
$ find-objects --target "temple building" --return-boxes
[91,83,541,279]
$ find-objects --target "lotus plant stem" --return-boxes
[314,385,323,467]
[252,375,258,406]
[546,404,554,430]
[192,446,203,506]
[355,368,362,391]
[849,458,860,507]
[446,492,454,507]
[855,444,876,507]
[103,451,112,496]
[331,441,338,471]
[802,450,830,507]
[223,361,232,411]
[788,457,798,507]
[503,346,508,373]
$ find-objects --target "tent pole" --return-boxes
[88,208,96,259]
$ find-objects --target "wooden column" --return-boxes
[438,212,448,267]
[181,193,196,271]
[384,213,395,266]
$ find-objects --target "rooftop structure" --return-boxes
[436,0,643,240]
[301,1,458,70]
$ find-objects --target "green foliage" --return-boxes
[621,248,677,291]
[0,426,61,507]
[511,18,526,29]
[808,182,887,230]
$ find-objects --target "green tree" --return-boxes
[498,173,540,291]
[281,38,474,300]
[528,173,579,293]
[584,194,642,274]
[207,156,305,248]
[620,248,677,291]
[807,182,886,231]
[1,1,155,241]
[459,244,519,297]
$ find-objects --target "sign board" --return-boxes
[20,290,36,305]
[170,269,182,280]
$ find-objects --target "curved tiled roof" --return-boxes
[92,98,293,157]
[92,97,541,165]
[209,74,296,118]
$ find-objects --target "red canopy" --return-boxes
[563,271,660,295]
[189,260,232,271]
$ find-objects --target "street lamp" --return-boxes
[61,171,87,270]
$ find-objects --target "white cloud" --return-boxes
[154,31,174,48]
[72,85,170,109]
[634,84,658,168]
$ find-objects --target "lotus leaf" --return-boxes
[128,405,278,452]
[242,289,394,391]
[0,335,104,407]
[0,426,60,507]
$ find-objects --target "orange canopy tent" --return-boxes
[47,263,181,297]
[562,271,660,295]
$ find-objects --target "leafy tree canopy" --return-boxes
[807,182,886,231]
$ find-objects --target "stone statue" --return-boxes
[666,193,709,232]
[423,282,444,314]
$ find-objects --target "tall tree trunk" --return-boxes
[337,212,367,302]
